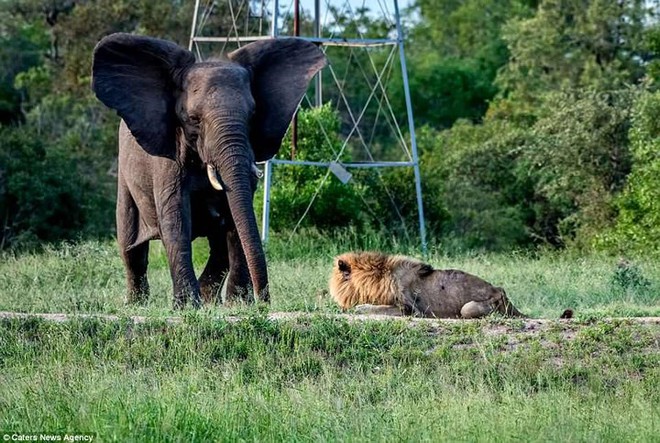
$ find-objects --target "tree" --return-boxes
[414,121,532,251]
[600,90,660,253]
[413,0,536,77]
[401,0,538,127]
[520,89,637,246]
[0,126,89,249]
[0,5,50,124]
[493,0,655,117]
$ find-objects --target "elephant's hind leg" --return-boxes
[121,243,150,304]
[225,229,252,303]
[117,181,150,304]
[199,231,230,304]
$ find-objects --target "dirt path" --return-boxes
[1,310,659,332]
[2,311,658,354]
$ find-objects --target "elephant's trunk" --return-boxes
[204,119,269,302]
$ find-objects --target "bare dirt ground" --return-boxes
[1,310,658,330]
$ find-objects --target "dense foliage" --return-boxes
[599,91,660,252]
[0,0,659,253]
[264,104,365,232]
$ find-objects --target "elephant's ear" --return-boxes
[229,38,327,162]
[92,33,196,156]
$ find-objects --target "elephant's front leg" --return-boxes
[156,182,201,309]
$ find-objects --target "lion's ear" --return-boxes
[338,259,351,279]
[418,263,434,277]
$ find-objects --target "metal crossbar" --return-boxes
[191,35,398,46]
[269,159,415,167]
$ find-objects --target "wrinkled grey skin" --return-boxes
[92,33,326,308]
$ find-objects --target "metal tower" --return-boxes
[189,0,427,252]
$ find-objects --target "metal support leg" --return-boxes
[271,0,279,37]
[261,0,278,244]
[188,0,201,51]
[261,160,273,243]
[314,0,322,107]
[393,0,427,254]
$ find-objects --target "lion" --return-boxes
[329,251,573,319]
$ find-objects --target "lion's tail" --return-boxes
[498,288,527,318]
[559,309,574,319]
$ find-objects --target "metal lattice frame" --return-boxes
[189,0,427,252]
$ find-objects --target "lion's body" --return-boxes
[329,251,527,319]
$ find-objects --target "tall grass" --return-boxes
[0,233,658,317]
[0,234,658,440]
[0,316,658,441]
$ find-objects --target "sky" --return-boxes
[268,0,417,26]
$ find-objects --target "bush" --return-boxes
[0,126,87,249]
[259,104,436,241]
[417,121,532,251]
[413,89,638,252]
[349,164,444,243]
[598,90,660,253]
[258,104,366,232]
[389,54,496,129]
[520,90,636,247]
[0,92,117,250]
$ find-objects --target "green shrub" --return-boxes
[418,120,532,251]
[0,126,86,249]
[0,92,117,250]
[609,259,650,293]
[389,54,497,129]
[413,89,638,252]
[520,90,636,247]
[342,165,437,243]
[598,90,660,253]
[258,104,366,232]
[258,104,438,241]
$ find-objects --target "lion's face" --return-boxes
[328,253,359,309]
[329,252,404,309]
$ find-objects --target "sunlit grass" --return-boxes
[0,234,658,440]
[0,315,658,441]
[0,233,658,317]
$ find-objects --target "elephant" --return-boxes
[91,33,327,308]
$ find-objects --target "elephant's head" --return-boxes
[91,33,327,301]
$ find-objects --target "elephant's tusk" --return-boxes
[252,164,264,179]
[207,164,224,191]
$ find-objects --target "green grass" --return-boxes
[0,235,659,441]
[0,315,658,441]
[0,234,658,317]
